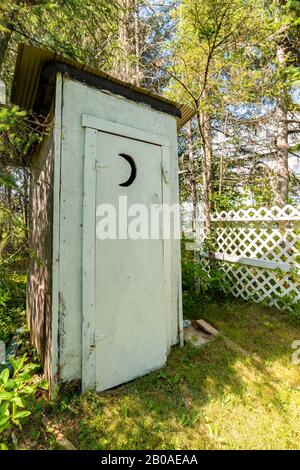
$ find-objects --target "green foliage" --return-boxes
[210,187,246,213]
[0,273,26,344]
[0,198,28,343]
[181,244,229,316]
[0,354,47,447]
[280,296,300,322]
[167,0,269,110]
[0,105,43,166]
[0,172,17,189]
[4,0,120,72]
[0,205,27,254]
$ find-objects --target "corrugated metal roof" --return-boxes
[11,44,195,129]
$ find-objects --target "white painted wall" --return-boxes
[53,76,182,383]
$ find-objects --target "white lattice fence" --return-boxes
[197,205,300,311]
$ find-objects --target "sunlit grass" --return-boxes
[23,298,300,449]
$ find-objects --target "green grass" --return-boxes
[21,298,300,450]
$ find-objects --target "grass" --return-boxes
[20,297,300,450]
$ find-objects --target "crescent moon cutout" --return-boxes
[118,153,137,187]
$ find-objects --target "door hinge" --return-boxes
[161,163,169,183]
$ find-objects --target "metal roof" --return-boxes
[11,44,195,129]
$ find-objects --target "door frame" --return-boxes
[81,114,172,392]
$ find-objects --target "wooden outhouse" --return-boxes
[11,45,193,393]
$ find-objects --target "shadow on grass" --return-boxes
[44,298,300,450]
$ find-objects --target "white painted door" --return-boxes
[84,130,167,392]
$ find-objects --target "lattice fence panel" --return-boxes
[212,224,297,265]
[197,205,300,311]
[219,263,300,311]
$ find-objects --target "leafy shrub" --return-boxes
[0,105,43,166]
[0,354,47,449]
[278,295,300,323]
[181,244,228,317]
[0,273,26,344]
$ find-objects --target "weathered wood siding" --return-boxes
[27,128,54,382]
[26,75,182,388]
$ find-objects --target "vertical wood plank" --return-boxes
[82,127,97,392]
[51,73,63,395]
[162,146,181,349]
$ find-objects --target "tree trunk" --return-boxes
[218,113,228,201]
[118,0,132,82]
[5,184,12,252]
[187,120,198,230]
[134,0,141,86]
[23,169,29,234]
[275,44,289,206]
[196,110,212,236]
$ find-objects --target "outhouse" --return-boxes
[11,45,193,393]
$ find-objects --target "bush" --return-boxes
[0,273,26,344]
[181,244,229,317]
[0,354,47,449]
